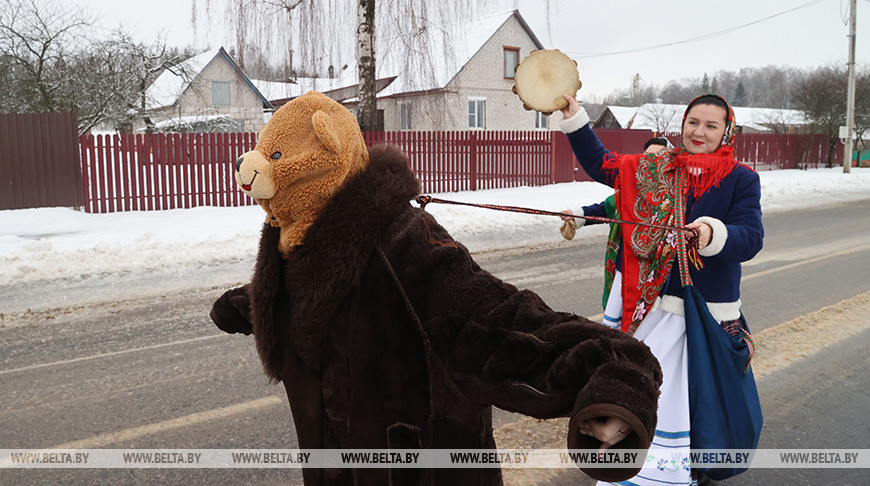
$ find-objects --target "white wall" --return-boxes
[380,14,554,132]
[141,56,267,133]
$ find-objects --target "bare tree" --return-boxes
[191,1,546,131]
[657,79,698,104]
[0,0,91,112]
[0,0,195,133]
[792,66,848,167]
[70,31,198,133]
[753,109,795,135]
[790,65,870,167]
[637,103,682,134]
[602,73,657,106]
[601,65,813,109]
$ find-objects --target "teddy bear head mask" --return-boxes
[234,91,369,255]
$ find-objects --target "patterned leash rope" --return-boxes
[415,195,701,249]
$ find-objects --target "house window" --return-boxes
[400,103,412,130]
[468,98,486,129]
[503,47,519,79]
[212,81,231,106]
[535,111,549,130]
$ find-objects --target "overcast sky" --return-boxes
[85,0,868,100]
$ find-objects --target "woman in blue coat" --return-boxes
[559,94,764,486]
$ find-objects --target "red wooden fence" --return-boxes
[658,133,841,170]
[551,130,841,181]
[363,131,554,192]
[79,133,257,213]
[734,133,842,170]
[79,130,840,214]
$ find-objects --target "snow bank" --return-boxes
[1,168,868,285]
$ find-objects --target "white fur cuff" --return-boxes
[694,216,727,257]
[576,207,587,228]
[558,106,590,134]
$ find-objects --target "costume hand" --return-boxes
[685,222,712,249]
[560,208,575,222]
[578,417,630,451]
[210,285,253,335]
[560,94,580,119]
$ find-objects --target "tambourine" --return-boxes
[511,49,581,115]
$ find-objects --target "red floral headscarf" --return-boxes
[675,94,739,197]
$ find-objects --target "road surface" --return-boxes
[1,199,868,485]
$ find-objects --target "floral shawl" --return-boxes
[604,95,738,334]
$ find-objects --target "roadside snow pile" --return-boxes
[0,206,263,285]
[759,167,870,212]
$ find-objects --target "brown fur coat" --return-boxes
[212,145,662,485]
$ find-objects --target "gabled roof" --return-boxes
[377,9,544,97]
[145,47,271,110]
[595,105,638,128]
[251,71,397,106]
[252,68,359,102]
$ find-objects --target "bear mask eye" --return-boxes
[271,152,281,160]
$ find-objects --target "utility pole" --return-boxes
[844,0,857,174]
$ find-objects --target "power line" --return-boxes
[566,0,827,59]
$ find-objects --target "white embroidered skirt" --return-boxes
[598,271,695,486]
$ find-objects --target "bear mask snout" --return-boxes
[235,150,277,200]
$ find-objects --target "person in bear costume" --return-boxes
[210,91,662,485]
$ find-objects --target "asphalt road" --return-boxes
[1,199,868,485]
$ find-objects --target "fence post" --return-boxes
[469,132,478,191]
[550,131,557,184]
[78,134,89,212]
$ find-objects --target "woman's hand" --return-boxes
[560,94,580,119]
[685,221,712,249]
[560,208,575,222]
[578,416,630,451]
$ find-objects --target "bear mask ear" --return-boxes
[312,110,341,153]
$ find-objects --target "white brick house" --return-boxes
[140,47,272,133]
[344,10,551,132]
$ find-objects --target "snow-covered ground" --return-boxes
[1,168,868,287]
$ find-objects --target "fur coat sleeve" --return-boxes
[382,206,663,452]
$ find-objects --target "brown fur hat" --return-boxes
[235,91,369,255]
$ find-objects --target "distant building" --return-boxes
[138,47,272,133]
[364,10,550,131]
[135,11,573,133]
[368,10,550,131]
[251,69,397,112]
[593,106,639,129]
